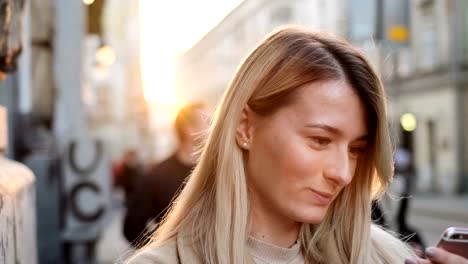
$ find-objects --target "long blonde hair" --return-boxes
[132,25,413,263]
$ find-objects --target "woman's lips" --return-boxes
[308,188,333,205]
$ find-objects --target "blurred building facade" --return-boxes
[0,0,155,262]
[375,0,468,194]
[176,0,347,105]
[176,0,468,194]
[84,0,153,162]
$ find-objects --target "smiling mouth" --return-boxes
[308,188,333,205]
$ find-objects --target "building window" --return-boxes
[462,1,468,62]
[234,24,245,44]
[271,6,292,27]
[417,1,437,71]
[349,0,376,43]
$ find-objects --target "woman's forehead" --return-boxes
[281,80,368,137]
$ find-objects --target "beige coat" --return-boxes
[126,236,197,263]
[126,234,257,264]
[125,225,411,263]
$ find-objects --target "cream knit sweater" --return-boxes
[248,236,305,264]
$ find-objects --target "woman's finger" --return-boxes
[424,247,468,264]
[405,256,431,264]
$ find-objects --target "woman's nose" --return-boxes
[324,148,353,186]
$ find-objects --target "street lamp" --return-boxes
[83,0,95,5]
[400,113,417,132]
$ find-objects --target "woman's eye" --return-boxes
[311,137,331,147]
[349,146,366,157]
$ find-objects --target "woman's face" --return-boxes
[245,80,368,224]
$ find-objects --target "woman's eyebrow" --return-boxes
[305,123,343,136]
[352,137,369,143]
[305,123,368,141]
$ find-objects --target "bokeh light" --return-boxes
[400,113,417,132]
[95,45,116,67]
[83,0,95,5]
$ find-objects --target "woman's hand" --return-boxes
[405,247,468,264]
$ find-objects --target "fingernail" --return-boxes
[405,257,418,264]
[425,247,437,258]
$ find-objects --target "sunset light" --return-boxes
[138,0,242,110]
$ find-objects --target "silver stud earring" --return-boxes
[242,142,249,149]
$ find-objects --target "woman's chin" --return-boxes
[301,216,326,224]
[292,209,328,224]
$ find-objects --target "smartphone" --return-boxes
[436,227,468,259]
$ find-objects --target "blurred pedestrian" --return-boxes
[114,149,142,204]
[394,146,426,256]
[123,102,209,247]
[126,26,465,263]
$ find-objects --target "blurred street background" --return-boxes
[1,0,468,263]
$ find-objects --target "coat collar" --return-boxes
[175,233,256,264]
[176,233,203,264]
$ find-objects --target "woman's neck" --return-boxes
[249,192,301,248]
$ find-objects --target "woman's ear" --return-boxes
[236,105,255,150]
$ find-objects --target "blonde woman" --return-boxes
[126,26,466,264]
